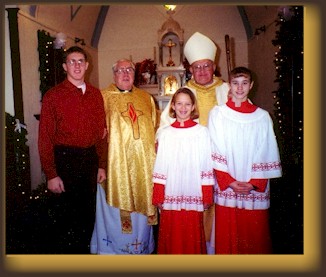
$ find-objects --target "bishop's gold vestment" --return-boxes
[187,76,224,126]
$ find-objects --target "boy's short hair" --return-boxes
[63,46,88,62]
[230,67,252,82]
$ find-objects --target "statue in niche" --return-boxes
[164,75,178,95]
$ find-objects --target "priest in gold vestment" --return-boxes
[157,32,230,254]
[91,59,158,254]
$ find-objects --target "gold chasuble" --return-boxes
[101,84,158,232]
[187,76,224,126]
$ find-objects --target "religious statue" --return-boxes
[164,75,178,95]
[164,38,176,67]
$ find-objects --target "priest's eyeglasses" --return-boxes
[114,67,135,74]
[192,63,213,72]
[66,59,86,67]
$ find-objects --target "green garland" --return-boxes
[6,113,31,214]
[272,6,303,167]
[37,30,66,100]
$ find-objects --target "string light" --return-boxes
[272,5,303,169]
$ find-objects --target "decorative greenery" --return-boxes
[6,112,55,253]
[272,6,303,168]
[6,112,31,209]
[6,30,67,253]
[37,30,66,100]
[269,5,303,254]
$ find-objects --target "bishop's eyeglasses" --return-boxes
[192,63,213,72]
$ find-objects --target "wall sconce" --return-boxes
[164,5,176,15]
[164,5,176,11]
[75,37,86,46]
[254,26,266,36]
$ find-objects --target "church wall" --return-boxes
[246,6,280,118]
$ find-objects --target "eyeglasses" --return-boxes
[114,67,135,74]
[66,59,86,66]
[192,63,213,72]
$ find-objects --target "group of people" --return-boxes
[38,31,282,255]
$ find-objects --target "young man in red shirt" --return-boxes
[38,46,107,254]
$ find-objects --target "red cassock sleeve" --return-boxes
[152,183,165,205]
[214,170,236,190]
[214,169,267,191]
[249,178,268,192]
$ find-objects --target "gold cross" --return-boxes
[122,102,143,139]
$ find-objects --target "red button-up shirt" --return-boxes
[38,79,107,179]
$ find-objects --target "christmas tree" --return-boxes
[270,5,303,253]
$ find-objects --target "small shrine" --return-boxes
[136,6,187,110]
[156,8,186,97]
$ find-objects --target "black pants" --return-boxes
[48,145,98,254]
